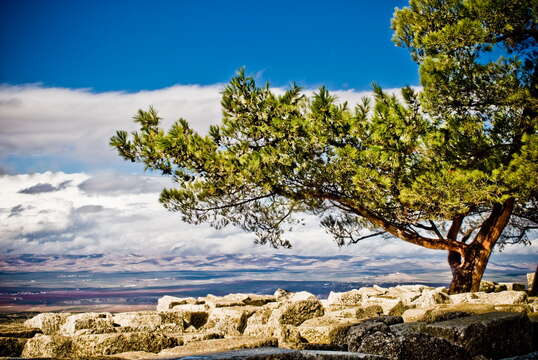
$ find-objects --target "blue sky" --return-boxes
[0,1,535,283]
[1,0,416,92]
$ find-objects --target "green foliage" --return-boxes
[111,0,537,251]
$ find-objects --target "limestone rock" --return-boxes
[327,305,384,320]
[392,285,433,293]
[274,288,291,301]
[385,287,422,306]
[402,308,432,323]
[480,291,528,305]
[288,291,318,302]
[202,293,275,308]
[158,336,277,356]
[0,337,27,357]
[270,299,325,326]
[346,320,391,352]
[71,332,181,356]
[358,287,387,297]
[327,290,363,306]
[113,311,163,331]
[174,309,208,329]
[449,292,484,305]
[60,312,115,336]
[156,295,200,312]
[170,303,209,312]
[411,288,450,308]
[358,331,472,360]
[274,324,306,349]
[21,334,73,358]
[298,316,361,346]
[420,312,533,358]
[479,280,497,293]
[362,296,407,316]
[204,306,257,336]
[243,306,274,337]
[24,312,71,335]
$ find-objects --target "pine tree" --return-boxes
[111,0,537,293]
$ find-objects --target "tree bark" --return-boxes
[448,244,491,293]
[448,198,515,294]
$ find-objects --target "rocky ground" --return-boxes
[1,278,538,360]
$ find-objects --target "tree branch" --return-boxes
[349,231,386,244]
[193,192,275,212]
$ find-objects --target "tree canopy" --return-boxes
[111,0,537,293]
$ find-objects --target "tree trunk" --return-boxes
[447,198,514,294]
[448,244,493,294]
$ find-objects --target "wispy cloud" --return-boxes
[0,171,535,278]
[0,83,395,172]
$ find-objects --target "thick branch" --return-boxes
[447,214,465,241]
[472,197,515,248]
[339,199,466,252]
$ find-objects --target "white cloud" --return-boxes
[0,83,404,170]
[0,171,534,282]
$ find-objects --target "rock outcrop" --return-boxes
[16,278,538,359]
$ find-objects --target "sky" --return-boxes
[0,0,535,284]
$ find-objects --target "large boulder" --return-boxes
[346,320,391,352]
[71,332,181,357]
[385,286,424,306]
[362,296,406,316]
[274,324,306,349]
[113,311,164,330]
[24,312,71,335]
[243,306,275,337]
[410,288,450,308]
[326,305,384,320]
[21,334,73,358]
[112,311,185,333]
[270,299,325,327]
[358,287,387,297]
[450,291,528,306]
[298,316,361,347]
[479,291,528,305]
[158,336,278,357]
[420,312,533,358]
[60,312,115,336]
[204,306,258,336]
[357,331,471,360]
[327,290,363,307]
[202,293,276,308]
[156,295,200,312]
[170,303,209,312]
